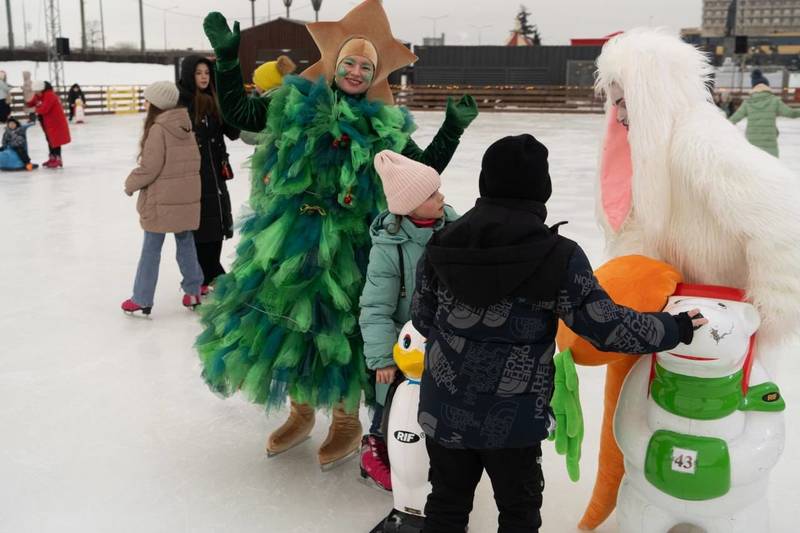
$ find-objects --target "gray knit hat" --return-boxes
[143,81,179,110]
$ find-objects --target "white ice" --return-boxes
[1,61,176,87]
[2,111,799,533]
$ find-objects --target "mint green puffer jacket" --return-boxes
[730,88,800,157]
[359,207,458,404]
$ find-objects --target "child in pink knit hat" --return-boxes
[357,150,459,492]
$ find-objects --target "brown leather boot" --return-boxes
[318,404,362,470]
[266,401,316,457]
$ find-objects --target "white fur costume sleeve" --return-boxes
[670,105,800,344]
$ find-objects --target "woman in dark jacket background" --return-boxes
[177,55,240,292]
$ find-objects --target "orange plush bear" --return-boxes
[556,255,682,530]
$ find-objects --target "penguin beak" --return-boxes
[392,345,425,380]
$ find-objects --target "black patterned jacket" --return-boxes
[411,202,682,449]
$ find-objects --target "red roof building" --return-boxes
[570,31,623,47]
[506,31,536,46]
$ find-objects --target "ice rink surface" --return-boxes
[2,110,799,532]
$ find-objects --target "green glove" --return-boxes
[444,94,479,131]
[203,12,241,64]
[548,349,584,482]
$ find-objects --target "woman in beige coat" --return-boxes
[121,81,203,316]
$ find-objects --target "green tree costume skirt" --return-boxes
[196,76,415,413]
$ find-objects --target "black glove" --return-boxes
[674,312,696,345]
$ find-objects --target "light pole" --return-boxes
[250,0,256,27]
[22,0,28,47]
[283,0,292,19]
[138,0,145,52]
[99,0,106,50]
[311,0,322,22]
[163,5,179,51]
[80,0,86,51]
[469,24,491,45]
[4,0,13,50]
[421,15,447,42]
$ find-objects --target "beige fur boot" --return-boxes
[317,405,362,470]
[266,401,316,457]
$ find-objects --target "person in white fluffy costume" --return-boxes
[595,28,800,346]
[570,27,800,530]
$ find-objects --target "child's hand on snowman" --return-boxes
[376,365,398,384]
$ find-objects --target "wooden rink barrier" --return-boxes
[391,84,606,114]
[7,86,146,117]
[6,84,797,118]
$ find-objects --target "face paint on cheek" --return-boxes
[335,64,348,80]
[361,70,374,84]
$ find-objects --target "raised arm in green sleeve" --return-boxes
[204,12,271,133]
[215,61,271,133]
[401,95,478,173]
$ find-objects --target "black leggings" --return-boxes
[194,239,225,286]
[49,146,62,157]
[0,100,10,122]
[12,146,30,164]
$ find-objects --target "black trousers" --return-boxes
[0,100,10,122]
[423,439,544,533]
[48,146,62,157]
[194,239,225,286]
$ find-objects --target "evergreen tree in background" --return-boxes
[516,5,542,45]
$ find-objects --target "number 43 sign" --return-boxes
[671,447,698,474]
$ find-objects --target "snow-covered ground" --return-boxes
[0,60,177,87]
[1,111,799,532]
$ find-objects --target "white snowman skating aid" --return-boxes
[372,322,430,533]
[614,284,786,533]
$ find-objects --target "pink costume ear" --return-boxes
[599,110,633,232]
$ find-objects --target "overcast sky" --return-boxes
[1,0,702,51]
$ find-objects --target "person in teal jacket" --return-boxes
[730,70,800,157]
[358,150,458,491]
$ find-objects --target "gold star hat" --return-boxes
[301,0,417,104]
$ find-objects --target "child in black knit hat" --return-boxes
[411,134,707,533]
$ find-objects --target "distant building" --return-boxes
[506,18,536,46]
[692,1,800,68]
[237,18,319,82]
[570,31,623,47]
[703,0,800,36]
[423,35,446,46]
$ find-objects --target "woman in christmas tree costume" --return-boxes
[197,0,478,469]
